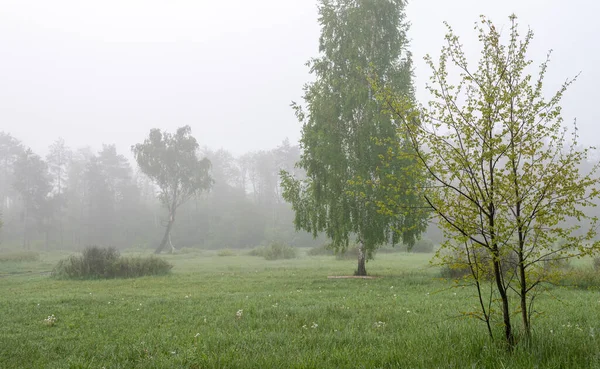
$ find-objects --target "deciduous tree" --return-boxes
[380,15,600,347]
[281,0,426,275]
[132,126,212,254]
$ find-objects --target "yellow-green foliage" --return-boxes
[376,15,600,346]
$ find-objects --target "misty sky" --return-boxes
[1,0,599,158]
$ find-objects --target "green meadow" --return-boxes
[1,250,599,368]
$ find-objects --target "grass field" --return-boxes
[0,249,599,368]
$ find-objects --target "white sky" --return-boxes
[1,0,598,157]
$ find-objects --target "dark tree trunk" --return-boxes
[492,256,514,348]
[155,217,174,254]
[355,241,367,276]
[518,252,531,340]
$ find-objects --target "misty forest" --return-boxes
[1,1,600,368]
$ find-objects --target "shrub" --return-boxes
[593,257,600,272]
[336,245,359,260]
[249,242,297,260]
[557,267,600,290]
[439,247,518,280]
[542,257,572,273]
[410,239,435,253]
[217,249,237,257]
[0,251,40,262]
[111,256,172,278]
[306,243,362,259]
[52,246,172,279]
[177,247,202,255]
[307,244,335,256]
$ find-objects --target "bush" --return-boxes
[307,244,335,256]
[557,267,600,290]
[439,247,518,280]
[0,251,40,262]
[410,239,435,253]
[111,256,172,278]
[52,246,172,279]
[249,242,297,260]
[542,257,572,273]
[217,249,237,257]
[593,257,600,272]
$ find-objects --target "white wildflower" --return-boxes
[373,321,386,328]
[43,314,57,326]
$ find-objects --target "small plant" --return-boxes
[43,314,57,327]
[236,309,243,319]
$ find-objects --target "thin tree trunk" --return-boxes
[156,192,178,254]
[519,253,530,339]
[356,241,367,276]
[155,217,174,254]
[492,256,514,348]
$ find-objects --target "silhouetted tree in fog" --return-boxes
[132,126,212,254]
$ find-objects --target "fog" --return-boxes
[1,0,599,251]
[1,0,599,157]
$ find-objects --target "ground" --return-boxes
[0,249,598,368]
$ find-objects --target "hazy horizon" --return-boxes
[1,0,598,158]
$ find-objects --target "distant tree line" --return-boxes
[0,132,324,251]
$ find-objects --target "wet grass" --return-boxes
[0,251,598,368]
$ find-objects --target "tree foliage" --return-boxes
[13,149,52,248]
[132,126,212,253]
[281,0,427,275]
[379,15,600,347]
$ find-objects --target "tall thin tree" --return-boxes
[280,0,428,275]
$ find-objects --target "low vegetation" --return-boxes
[0,250,39,262]
[1,252,599,368]
[217,249,237,257]
[52,246,172,279]
[249,242,297,260]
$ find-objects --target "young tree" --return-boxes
[380,15,600,346]
[132,126,212,254]
[280,0,426,275]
